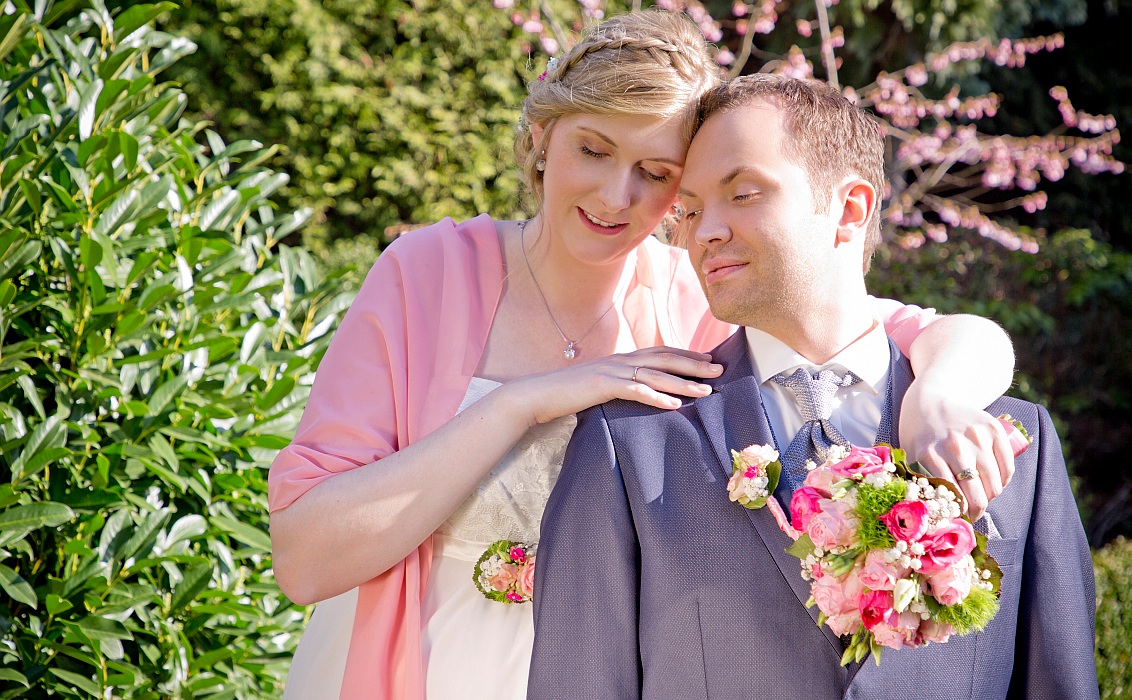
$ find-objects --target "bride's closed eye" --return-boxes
[579,143,607,158]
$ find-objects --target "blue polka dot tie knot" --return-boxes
[771,367,861,496]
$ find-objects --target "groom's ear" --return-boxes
[834,178,877,244]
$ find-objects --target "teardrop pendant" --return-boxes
[563,342,577,360]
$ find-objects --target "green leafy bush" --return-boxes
[160,0,538,263]
[0,2,351,695]
[1095,537,1132,699]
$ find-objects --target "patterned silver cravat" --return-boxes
[771,367,861,496]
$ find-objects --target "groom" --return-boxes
[527,75,1098,699]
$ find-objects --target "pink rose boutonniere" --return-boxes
[724,415,1033,667]
[474,540,538,604]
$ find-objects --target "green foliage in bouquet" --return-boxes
[1094,536,1132,699]
[929,582,1000,635]
[853,479,908,551]
[0,2,353,695]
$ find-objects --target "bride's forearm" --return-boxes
[269,386,533,606]
[905,314,1015,405]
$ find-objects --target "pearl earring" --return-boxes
[535,150,546,172]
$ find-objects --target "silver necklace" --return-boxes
[519,220,615,361]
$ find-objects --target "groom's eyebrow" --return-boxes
[679,165,763,199]
[720,165,759,186]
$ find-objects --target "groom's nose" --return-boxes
[693,205,731,247]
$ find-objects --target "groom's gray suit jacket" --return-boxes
[529,331,1098,700]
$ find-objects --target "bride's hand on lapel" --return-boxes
[503,347,723,428]
[899,383,1016,521]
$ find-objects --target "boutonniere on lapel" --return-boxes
[727,416,1031,667]
[726,443,782,509]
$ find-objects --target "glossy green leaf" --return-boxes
[48,668,101,696]
[0,502,74,534]
[169,562,212,611]
[120,130,139,172]
[112,2,178,43]
[0,7,352,694]
[0,564,37,608]
[17,179,42,216]
[0,668,29,687]
[0,12,29,65]
[77,79,103,141]
[211,515,271,551]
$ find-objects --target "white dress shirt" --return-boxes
[745,323,892,453]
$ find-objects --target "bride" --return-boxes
[267,11,1018,700]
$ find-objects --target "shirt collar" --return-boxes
[744,322,891,395]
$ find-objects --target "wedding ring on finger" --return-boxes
[631,366,641,383]
[956,468,979,481]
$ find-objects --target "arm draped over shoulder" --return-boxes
[632,236,936,356]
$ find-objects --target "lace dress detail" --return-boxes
[420,377,577,700]
[434,378,577,545]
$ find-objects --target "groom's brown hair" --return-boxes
[696,75,885,272]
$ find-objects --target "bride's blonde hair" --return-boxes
[514,11,720,212]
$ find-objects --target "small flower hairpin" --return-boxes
[537,56,559,82]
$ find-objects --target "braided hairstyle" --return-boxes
[514,10,720,212]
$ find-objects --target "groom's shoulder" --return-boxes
[985,395,1052,440]
[591,395,699,425]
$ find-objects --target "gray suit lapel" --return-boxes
[693,332,846,660]
[875,338,914,448]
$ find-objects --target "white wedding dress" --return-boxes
[283,378,577,699]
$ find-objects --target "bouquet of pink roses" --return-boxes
[474,540,537,604]
[727,416,1030,666]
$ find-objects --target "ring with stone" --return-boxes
[956,468,978,481]
[631,366,641,383]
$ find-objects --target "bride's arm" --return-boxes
[270,347,719,605]
[901,314,1016,520]
[873,296,1016,519]
[269,244,722,605]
